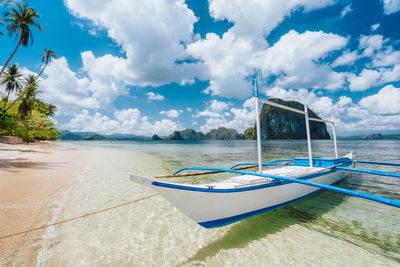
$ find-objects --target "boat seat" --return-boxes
[231,175,267,184]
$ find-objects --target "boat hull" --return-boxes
[136,169,348,228]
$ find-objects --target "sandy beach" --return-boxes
[0,141,86,264]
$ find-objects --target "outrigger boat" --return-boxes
[131,80,400,228]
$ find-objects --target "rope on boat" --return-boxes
[0,193,159,240]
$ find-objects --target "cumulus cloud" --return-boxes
[208,0,335,47]
[194,99,230,118]
[381,0,400,15]
[348,69,381,91]
[146,92,164,101]
[40,57,99,114]
[186,0,340,98]
[198,97,257,133]
[263,87,400,132]
[64,108,183,136]
[359,85,400,115]
[159,109,181,118]
[255,30,348,90]
[359,35,384,57]
[265,87,334,119]
[332,50,358,67]
[65,0,207,87]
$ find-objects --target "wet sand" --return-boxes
[0,141,86,264]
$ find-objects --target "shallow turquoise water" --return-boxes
[15,140,400,266]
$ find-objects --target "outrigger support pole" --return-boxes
[304,104,313,168]
[254,79,263,173]
[332,115,338,158]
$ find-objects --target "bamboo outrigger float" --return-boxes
[131,80,400,228]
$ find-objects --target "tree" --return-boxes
[1,63,22,108]
[0,3,42,77]
[18,74,39,118]
[5,48,56,111]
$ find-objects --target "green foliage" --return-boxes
[244,127,255,140]
[0,100,60,142]
[0,3,59,142]
[3,3,42,46]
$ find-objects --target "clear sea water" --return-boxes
[11,140,400,266]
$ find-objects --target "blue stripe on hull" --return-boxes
[199,176,347,228]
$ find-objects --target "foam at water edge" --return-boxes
[36,172,86,267]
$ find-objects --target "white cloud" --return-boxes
[40,57,99,114]
[263,87,400,132]
[254,30,348,90]
[194,99,230,118]
[208,0,335,47]
[340,4,352,18]
[209,99,230,113]
[187,1,339,98]
[381,64,400,82]
[359,35,384,57]
[65,110,119,133]
[160,109,181,118]
[265,87,334,119]
[381,0,400,15]
[64,108,183,136]
[348,69,381,91]
[65,0,207,87]
[199,97,257,133]
[372,48,400,67]
[371,23,380,31]
[187,32,254,98]
[146,92,164,101]
[359,85,400,115]
[332,50,358,67]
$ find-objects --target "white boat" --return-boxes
[132,157,353,228]
[131,80,400,228]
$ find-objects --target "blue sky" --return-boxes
[1,0,400,136]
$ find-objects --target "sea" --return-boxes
[11,140,400,266]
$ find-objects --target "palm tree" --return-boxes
[0,3,42,77]
[33,101,57,130]
[5,48,56,111]
[38,48,56,78]
[1,63,22,108]
[18,74,39,118]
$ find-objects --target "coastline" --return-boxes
[0,141,86,264]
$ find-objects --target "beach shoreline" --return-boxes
[0,141,86,264]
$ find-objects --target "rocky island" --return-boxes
[244,98,330,139]
[60,98,331,141]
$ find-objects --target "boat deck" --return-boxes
[189,166,327,190]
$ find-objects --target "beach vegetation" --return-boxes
[0,3,60,142]
[0,63,22,108]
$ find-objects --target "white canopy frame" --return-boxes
[254,81,338,170]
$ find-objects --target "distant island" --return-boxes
[61,98,333,141]
[337,133,400,140]
[244,98,330,140]
[59,99,400,141]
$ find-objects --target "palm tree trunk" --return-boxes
[2,90,11,109]
[0,36,22,78]
[5,62,48,112]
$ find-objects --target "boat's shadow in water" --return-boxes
[184,185,349,264]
